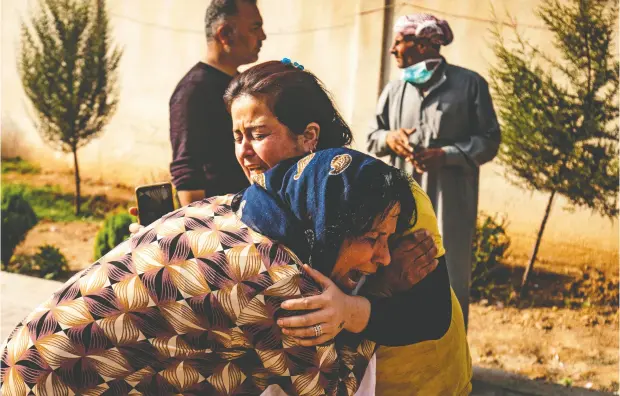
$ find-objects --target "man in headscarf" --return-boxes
[367,13,501,329]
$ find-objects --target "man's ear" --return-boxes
[416,41,429,54]
[215,23,235,47]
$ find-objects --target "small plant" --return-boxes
[1,157,41,174]
[94,212,133,259]
[471,213,512,300]
[1,184,38,265]
[33,245,69,280]
[19,0,123,215]
[7,245,69,280]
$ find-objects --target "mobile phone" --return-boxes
[135,182,175,226]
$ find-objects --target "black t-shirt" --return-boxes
[169,62,249,196]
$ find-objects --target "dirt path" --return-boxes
[14,221,101,270]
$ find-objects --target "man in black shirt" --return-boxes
[170,0,266,205]
[129,0,265,229]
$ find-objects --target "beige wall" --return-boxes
[1,0,386,178]
[2,0,617,264]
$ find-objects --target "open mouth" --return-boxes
[348,269,367,282]
[339,269,373,292]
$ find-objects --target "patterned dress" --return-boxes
[1,195,374,396]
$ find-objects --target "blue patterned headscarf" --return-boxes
[235,148,415,276]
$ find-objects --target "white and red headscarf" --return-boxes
[393,13,454,46]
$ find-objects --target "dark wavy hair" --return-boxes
[223,61,353,149]
[318,167,416,270]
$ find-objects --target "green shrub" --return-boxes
[1,157,41,174]
[94,212,133,259]
[471,213,511,296]
[6,245,69,280]
[1,185,38,264]
[33,245,69,280]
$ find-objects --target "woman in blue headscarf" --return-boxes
[237,147,471,396]
[237,147,418,395]
[238,147,416,299]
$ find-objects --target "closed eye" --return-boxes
[363,236,378,246]
[253,133,269,141]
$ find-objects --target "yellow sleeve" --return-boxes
[405,179,446,258]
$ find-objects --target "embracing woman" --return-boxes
[1,61,471,396]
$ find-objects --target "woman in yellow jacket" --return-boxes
[221,59,471,395]
[362,178,472,395]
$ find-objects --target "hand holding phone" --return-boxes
[135,182,175,226]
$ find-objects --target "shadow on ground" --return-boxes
[470,264,618,311]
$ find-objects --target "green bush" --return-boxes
[33,245,69,280]
[6,245,69,280]
[94,212,133,259]
[1,185,38,264]
[471,213,511,296]
[1,156,41,174]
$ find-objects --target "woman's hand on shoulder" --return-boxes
[277,264,371,347]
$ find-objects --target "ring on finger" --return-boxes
[313,324,322,338]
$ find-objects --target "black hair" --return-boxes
[204,0,257,41]
[224,61,353,149]
[317,167,416,269]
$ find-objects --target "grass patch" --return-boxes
[1,157,41,174]
[1,183,118,222]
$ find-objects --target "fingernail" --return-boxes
[277,320,284,326]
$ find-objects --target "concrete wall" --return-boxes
[1,0,617,265]
[1,0,388,178]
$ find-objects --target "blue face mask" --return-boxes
[402,58,442,85]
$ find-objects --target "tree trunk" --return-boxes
[72,147,81,215]
[521,190,556,291]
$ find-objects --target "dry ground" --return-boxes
[469,303,618,392]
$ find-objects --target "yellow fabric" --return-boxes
[375,289,473,395]
[406,178,446,258]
